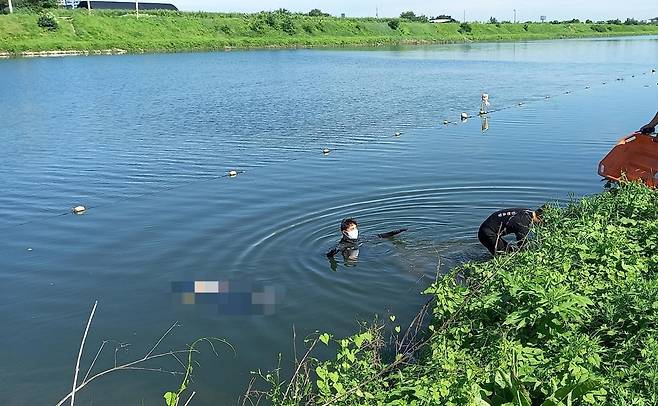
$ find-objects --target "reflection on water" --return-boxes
[0,36,657,405]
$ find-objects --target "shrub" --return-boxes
[37,12,58,30]
[249,18,266,34]
[307,8,329,17]
[387,19,400,30]
[264,11,277,28]
[523,23,529,31]
[400,11,428,23]
[591,24,607,33]
[280,16,295,35]
[458,22,472,34]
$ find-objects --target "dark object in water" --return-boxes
[377,228,407,239]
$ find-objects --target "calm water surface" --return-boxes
[1,36,658,404]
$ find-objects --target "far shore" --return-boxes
[2,10,658,58]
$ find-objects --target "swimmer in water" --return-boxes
[326,218,407,264]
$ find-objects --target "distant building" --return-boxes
[59,0,80,7]
[429,15,457,24]
[76,1,178,10]
[650,17,658,24]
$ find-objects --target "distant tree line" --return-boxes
[399,11,428,23]
[547,18,650,25]
[481,16,655,25]
[307,8,330,17]
[1,0,58,13]
[398,11,456,23]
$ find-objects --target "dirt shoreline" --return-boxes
[0,49,128,58]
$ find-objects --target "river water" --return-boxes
[1,36,657,405]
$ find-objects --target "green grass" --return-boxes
[249,182,658,405]
[1,10,658,54]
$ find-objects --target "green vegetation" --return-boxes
[36,11,57,30]
[248,182,658,405]
[1,0,58,13]
[1,9,658,54]
[399,11,429,23]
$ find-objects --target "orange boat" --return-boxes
[599,132,658,187]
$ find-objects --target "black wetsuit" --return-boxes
[478,208,533,255]
[326,229,407,260]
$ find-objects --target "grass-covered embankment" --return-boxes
[2,9,658,54]
[252,182,658,405]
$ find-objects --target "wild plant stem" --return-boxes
[71,300,97,406]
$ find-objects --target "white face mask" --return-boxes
[345,229,359,240]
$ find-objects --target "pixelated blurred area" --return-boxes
[171,280,279,315]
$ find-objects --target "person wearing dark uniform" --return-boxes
[326,218,407,263]
[478,207,543,255]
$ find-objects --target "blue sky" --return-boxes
[174,1,657,21]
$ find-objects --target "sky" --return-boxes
[173,1,658,22]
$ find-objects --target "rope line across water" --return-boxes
[1,67,656,232]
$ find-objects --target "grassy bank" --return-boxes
[249,182,658,405]
[1,10,658,54]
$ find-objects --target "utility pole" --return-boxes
[7,0,13,13]
[375,6,378,18]
[463,9,466,22]
[513,9,517,23]
[135,0,139,18]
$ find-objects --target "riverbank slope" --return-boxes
[2,10,658,55]
[250,182,658,405]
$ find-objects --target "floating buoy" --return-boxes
[322,148,331,155]
[393,132,401,137]
[72,206,86,214]
[443,120,449,125]
[565,91,571,94]
[545,95,551,99]
[602,82,607,85]
[460,112,469,120]
[27,248,33,251]
[228,170,238,177]
[518,102,524,106]
[652,69,656,73]
[585,86,590,89]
